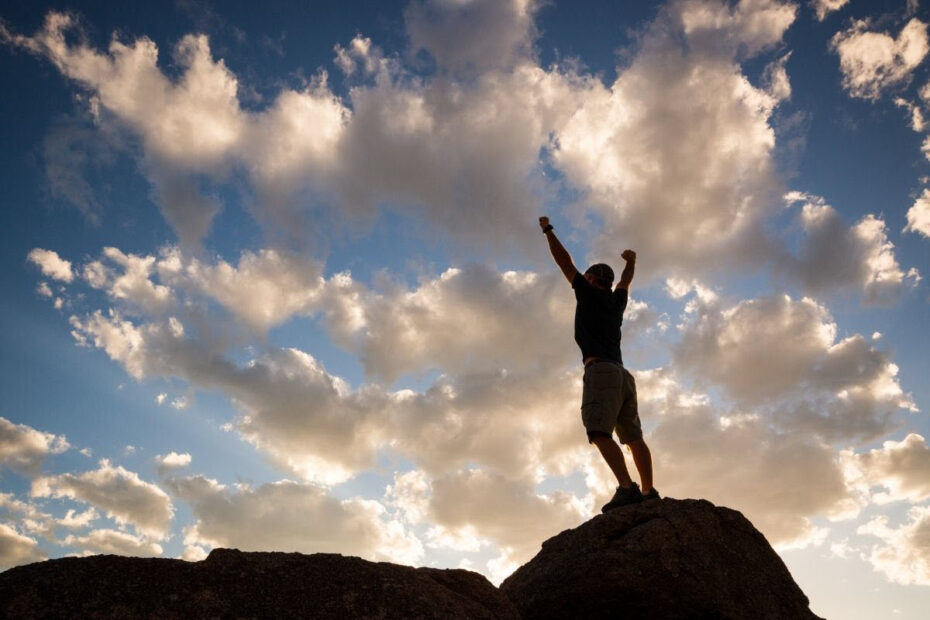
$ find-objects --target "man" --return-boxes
[539,216,658,512]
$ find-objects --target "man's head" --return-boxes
[584,263,614,289]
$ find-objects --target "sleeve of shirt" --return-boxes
[572,272,591,301]
[614,287,629,313]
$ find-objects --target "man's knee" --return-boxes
[587,431,614,446]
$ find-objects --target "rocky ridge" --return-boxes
[0,498,821,619]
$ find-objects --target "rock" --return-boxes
[0,548,519,619]
[500,498,822,620]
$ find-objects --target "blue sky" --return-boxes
[1,1,929,617]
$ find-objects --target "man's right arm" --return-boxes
[539,216,579,285]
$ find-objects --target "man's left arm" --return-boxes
[616,249,636,292]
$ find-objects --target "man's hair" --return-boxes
[585,263,614,288]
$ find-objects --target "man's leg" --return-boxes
[590,434,634,487]
[627,438,653,493]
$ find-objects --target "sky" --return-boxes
[0,0,929,617]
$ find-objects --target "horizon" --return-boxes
[1,1,929,617]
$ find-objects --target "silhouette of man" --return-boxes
[539,216,658,512]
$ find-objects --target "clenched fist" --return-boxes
[538,216,550,231]
[621,249,636,262]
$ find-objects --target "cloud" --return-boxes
[26,248,74,283]
[401,467,585,565]
[842,434,930,504]
[0,493,55,539]
[781,192,917,303]
[31,459,174,539]
[551,0,794,281]
[905,188,930,237]
[673,293,915,441]
[157,247,325,332]
[63,529,163,557]
[83,247,174,315]
[632,370,856,547]
[404,0,539,74]
[832,18,929,101]
[0,523,45,570]
[858,506,930,586]
[155,452,192,475]
[320,265,577,381]
[164,475,423,565]
[676,0,798,57]
[0,417,69,476]
[810,0,848,22]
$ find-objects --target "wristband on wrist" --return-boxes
[542,224,554,233]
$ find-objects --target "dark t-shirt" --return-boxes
[572,272,628,364]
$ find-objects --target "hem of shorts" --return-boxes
[586,430,613,443]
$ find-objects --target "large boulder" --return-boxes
[500,498,821,620]
[0,548,519,619]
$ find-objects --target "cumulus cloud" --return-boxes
[63,529,163,557]
[0,523,45,570]
[858,506,930,585]
[155,452,192,475]
[629,369,856,547]
[404,468,585,566]
[551,0,793,281]
[842,434,930,504]
[832,18,929,100]
[781,192,918,303]
[31,460,173,538]
[810,0,848,22]
[673,293,915,441]
[26,248,74,283]
[165,475,423,565]
[404,0,539,74]
[905,188,930,237]
[0,417,69,476]
[676,0,798,57]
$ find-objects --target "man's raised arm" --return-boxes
[539,216,579,284]
[617,249,636,291]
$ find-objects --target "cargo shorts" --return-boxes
[581,361,642,444]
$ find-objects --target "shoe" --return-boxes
[601,482,643,513]
[643,487,660,500]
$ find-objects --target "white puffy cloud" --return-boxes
[832,18,929,101]
[677,0,798,57]
[673,293,915,441]
[0,417,69,476]
[321,265,576,380]
[31,460,173,539]
[810,0,848,22]
[0,493,55,539]
[83,247,174,315]
[858,506,930,586]
[63,529,163,557]
[781,192,918,303]
[842,434,930,504]
[165,475,423,565]
[157,247,325,332]
[58,507,100,529]
[418,468,585,562]
[155,452,192,475]
[404,0,539,74]
[905,188,930,237]
[631,370,857,547]
[26,248,74,283]
[0,523,45,569]
[552,1,793,281]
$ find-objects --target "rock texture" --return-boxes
[0,548,519,619]
[500,497,822,620]
[0,498,822,619]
